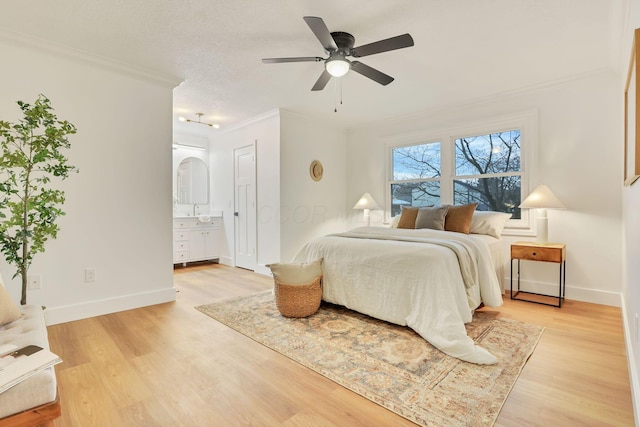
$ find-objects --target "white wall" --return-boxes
[209,110,281,273]
[208,109,349,271]
[0,40,177,324]
[279,111,348,262]
[347,70,622,306]
[622,2,640,424]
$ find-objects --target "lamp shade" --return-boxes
[353,192,381,210]
[519,185,565,209]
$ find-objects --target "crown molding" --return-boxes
[215,108,280,136]
[0,30,183,88]
[354,67,614,132]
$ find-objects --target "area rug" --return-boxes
[196,292,543,427]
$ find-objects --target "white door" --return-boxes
[234,144,257,270]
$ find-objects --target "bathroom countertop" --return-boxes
[173,210,223,219]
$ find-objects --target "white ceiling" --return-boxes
[0,1,625,132]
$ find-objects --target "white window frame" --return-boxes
[389,140,442,215]
[384,110,537,235]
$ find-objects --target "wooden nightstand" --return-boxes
[510,241,566,307]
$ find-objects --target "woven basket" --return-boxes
[274,276,322,318]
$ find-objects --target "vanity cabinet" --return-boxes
[173,217,222,265]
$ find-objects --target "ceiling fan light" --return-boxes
[325,58,350,77]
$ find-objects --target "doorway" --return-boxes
[234,144,257,270]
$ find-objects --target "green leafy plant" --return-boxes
[0,95,77,305]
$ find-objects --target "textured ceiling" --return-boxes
[0,1,625,133]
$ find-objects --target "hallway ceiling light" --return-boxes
[178,113,220,129]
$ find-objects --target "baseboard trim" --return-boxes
[217,257,271,278]
[254,264,272,277]
[219,256,234,267]
[620,298,640,426]
[44,287,177,325]
[502,277,621,307]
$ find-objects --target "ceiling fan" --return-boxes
[262,16,414,91]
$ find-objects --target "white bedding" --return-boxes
[292,226,504,364]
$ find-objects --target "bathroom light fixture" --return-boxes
[353,192,381,227]
[172,142,206,151]
[178,113,220,129]
[519,184,565,244]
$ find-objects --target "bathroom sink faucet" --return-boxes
[193,203,199,216]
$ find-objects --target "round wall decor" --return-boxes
[309,160,323,181]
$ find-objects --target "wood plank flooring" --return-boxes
[46,263,635,426]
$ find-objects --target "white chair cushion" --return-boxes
[0,305,57,419]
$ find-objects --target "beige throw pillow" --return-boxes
[397,206,419,229]
[444,203,478,234]
[267,258,323,285]
[0,281,21,327]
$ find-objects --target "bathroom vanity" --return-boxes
[173,215,222,265]
[173,152,222,266]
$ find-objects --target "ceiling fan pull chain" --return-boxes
[334,78,344,113]
[334,78,338,112]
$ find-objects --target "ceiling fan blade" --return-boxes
[351,34,414,58]
[311,69,332,91]
[303,16,338,52]
[262,57,323,64]
[350,61,394,86]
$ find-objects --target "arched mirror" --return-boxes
[177,157,208,204]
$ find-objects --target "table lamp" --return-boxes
[353,192,381,227]
[519,184,565,244]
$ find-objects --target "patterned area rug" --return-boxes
[196,292,543,427]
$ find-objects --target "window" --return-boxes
[454,130,522,219]
[390,142,441,216]
[389,128,525,222]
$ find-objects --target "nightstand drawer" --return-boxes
[511,244,565,263]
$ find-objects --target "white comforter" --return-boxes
[292,227,504,364]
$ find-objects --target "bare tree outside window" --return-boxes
[454,130,521,219]
[390,142,440,216]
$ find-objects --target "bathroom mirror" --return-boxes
[177,157,208,204]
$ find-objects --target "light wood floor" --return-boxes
[47,263,635,426]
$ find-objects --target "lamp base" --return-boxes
[535,209,549,244]
[364,208,371,227]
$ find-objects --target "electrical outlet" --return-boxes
[28,275,42,290]
[84,268,96,283]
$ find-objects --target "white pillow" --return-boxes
[469,211,512,238]
[390,215,401,228]
[267,258,323,285]
[0,274,21,326]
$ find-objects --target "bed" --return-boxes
[291,215,507,365]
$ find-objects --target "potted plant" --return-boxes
[0,94,77,305]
